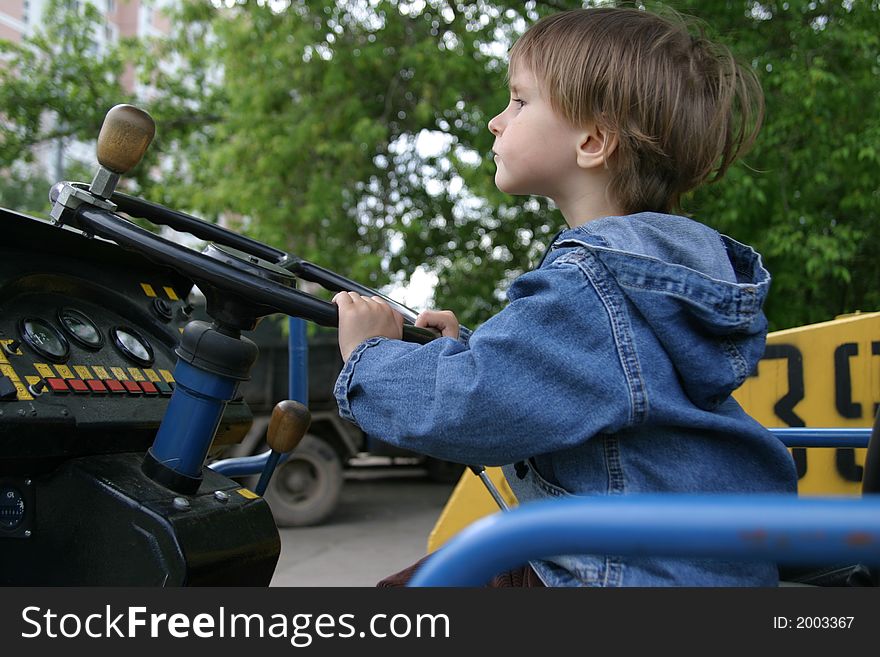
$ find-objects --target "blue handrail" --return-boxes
[407,494,880,586]
[771,427,870,447]
[209,427,871,477]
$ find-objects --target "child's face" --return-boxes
[488,66,583,201]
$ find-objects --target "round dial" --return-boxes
[0,487,25,530]
[58,308,104,350]
[20,317,69,363]
[110,326,154,367]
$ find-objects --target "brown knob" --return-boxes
[266,400,311,453]
[96,104,156,174]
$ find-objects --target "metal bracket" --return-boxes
[49,182,117,225]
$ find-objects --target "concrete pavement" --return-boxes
[270,468,457,587]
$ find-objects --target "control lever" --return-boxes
[95,104,156,175]
[91,104,156,199]
[466,466,546,578]
[50,104,156,221]
[254,400,312,497]
[468,465,510,511]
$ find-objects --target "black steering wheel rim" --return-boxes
[58,188,437,344]
[106,189,422,320]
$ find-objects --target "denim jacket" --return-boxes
[334,212,798,586]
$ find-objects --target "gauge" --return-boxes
[19,317,69,363]
[58,308,104,350]
[0,486,25,531]
[110,326,154,367]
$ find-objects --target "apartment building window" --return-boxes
[23,0,30,23]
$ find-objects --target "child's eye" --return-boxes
[511,98,526,109]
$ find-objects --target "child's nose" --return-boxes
[488,112,503,136]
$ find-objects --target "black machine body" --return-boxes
[0,206,278,585]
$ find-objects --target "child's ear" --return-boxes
[576,124,619,170]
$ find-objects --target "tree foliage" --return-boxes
[141,0,561,324]
[0,0,134,212]
[1,0,878,331]
[673,0,880,328]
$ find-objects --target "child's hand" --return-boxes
[332,292,404,362]
[414,309,460,340]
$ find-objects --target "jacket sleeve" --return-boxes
[333,254,635,466]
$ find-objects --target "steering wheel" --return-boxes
[49,105,437,342]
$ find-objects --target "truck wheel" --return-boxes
[262,434,344,527]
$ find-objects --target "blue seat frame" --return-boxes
[409,428,880,586]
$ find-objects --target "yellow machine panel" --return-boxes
[733,312,877,495]
[427,312,878,552]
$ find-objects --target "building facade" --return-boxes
[1,0,172,51]
[0,0,174,181]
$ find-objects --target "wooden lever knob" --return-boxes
[266,400,312,453]
[96,104,156,174]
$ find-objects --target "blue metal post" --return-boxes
[144,320,258,493]
[288,316,308,405]
[149,360,239,478]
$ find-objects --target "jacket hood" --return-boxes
[551,213,770,410]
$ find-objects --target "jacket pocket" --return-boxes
[518,459,625,587]
[523,458,570,498]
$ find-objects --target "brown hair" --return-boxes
[508,7,763,214]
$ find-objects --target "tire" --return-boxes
[262,434,344,527]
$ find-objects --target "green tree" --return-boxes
[0,0,134,176]
[672,0,880,328]
[139,0,880,329]
[141,0,564,326]
[0,166,54,215]
[2,0,878,332]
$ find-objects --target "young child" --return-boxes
[332,7,797,586]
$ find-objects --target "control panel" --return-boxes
[0,206,253,470]
[0,106,278,585]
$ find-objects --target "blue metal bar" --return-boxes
[408,495,880,586]
[769,427,871,448]
[288,316,308,405]
[255,451,281,496]
[210,427,874,478]
[210,451,277,476]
